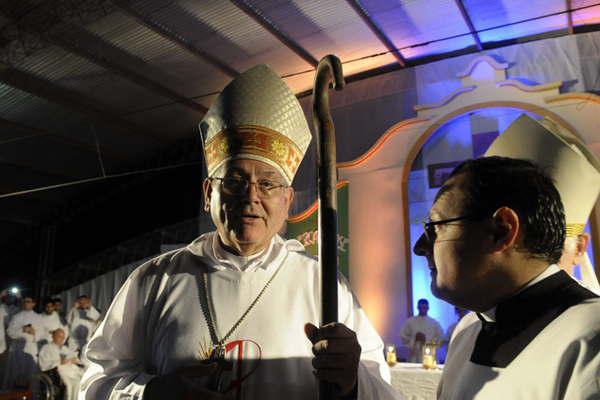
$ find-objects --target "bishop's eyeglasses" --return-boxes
[211,177,288,199]
[422,214,484,244]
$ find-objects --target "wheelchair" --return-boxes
[29,370,64,400]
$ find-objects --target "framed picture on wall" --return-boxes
[427,160,464,188]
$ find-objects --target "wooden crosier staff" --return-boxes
[313,54,345,399]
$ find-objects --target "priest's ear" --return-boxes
[490,206,520,252]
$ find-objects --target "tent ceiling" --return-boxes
[1,0,600,289]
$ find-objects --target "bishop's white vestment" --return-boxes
[439,265,600,399]
[79,233,400,399]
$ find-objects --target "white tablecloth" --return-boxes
[390,362,442,400]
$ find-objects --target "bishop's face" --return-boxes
[413,174,493,309]
[204,159,294,256]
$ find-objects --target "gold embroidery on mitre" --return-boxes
[204,125,302,182]
[271,140,288,158]
[566,223,586,237]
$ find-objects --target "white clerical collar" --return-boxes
[211,233,275,272]
[480,264,561,322]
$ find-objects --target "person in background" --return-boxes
[39,298,69,347]
[3,295,44,389]
[399,298,443,362]
[485,115,600,294]
[1,289,21,325]
[52,297,68,326]
[414,156,599,399]
[67,295,100,353]
[39,328,83,400]
[0,289,20,388]
[0,296,7,355]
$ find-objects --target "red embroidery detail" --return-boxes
[223,339,262,398]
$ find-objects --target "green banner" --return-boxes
[286,182,350,280]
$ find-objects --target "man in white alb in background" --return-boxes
[399,298,443,362]
[3,296,44,389]
[67,295,100,353]
[39,298,69,347]
[39,328,83,400]
[0,289,20,389]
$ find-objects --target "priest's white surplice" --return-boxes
[439,266,600,399]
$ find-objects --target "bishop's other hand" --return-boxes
[305,322,361,397]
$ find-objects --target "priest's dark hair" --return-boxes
[446,156,565,264]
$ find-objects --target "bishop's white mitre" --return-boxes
[199,64,312,185]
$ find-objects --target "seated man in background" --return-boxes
[39,328,84,400]
[399,298,443,362]
[414,156,599,399]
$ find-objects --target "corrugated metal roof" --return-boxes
[178,0,314,74]
[572,1,600,26]
[464,0,567,42]
[365,0,474,59]
[249,0,397,77]
[16,43,178,115]
[85,9,232,98]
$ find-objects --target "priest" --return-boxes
[79,64,398,400]
[485,115,600,294]
[413,152,600,397]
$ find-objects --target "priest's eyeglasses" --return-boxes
[212,177,288,198]
[422,215,484,244]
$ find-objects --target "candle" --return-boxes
[385,344,397,366]
[422,342,437,369]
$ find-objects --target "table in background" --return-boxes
[390,362,442,400]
